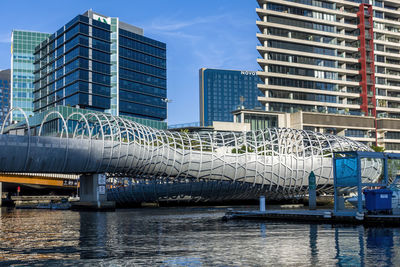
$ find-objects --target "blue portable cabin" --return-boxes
[333,151,389,216]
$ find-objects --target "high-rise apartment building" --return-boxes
[199,68,263,126]
[11,30,51,122]
[0,69,11,127]
[256,0,400,151]
[33,11,166,121]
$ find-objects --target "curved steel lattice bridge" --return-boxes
[0,108,380,203]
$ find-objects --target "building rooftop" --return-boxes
[0,69,11,81]
[83,9,144,35]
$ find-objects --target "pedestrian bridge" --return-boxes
[0,108,381,203]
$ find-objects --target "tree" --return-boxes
[371,145,385,152]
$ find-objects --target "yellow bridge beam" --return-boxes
[0,174,79,188]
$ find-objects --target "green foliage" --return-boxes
[231,145,254,154]
[371,145,385,152]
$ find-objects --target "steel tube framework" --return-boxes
[0,108,381,202]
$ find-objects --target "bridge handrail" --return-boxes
[1,108,31,171]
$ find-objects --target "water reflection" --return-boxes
[260,222,266,238]
[0,207,400,266]
[365,228,394,266]
[0,208,80,264]
[79,212,109,259]
[309,224,318,266]
[335,226,364,266]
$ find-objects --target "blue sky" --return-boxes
[0,0,260,125]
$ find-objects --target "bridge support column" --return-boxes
[0,182,2,207]
[72,174,115,211]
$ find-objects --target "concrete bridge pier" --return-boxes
[72,174,115,211]
[0,182,2,207]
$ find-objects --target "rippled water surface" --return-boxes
[1,206,400,266]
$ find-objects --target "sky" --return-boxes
[0,0,260,125]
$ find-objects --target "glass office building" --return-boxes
[199,68,263,126]
[33,11,167,121]
[117,22,167,120]
[11,30,51,122]
[33,14,112,113]
[0,69,11,127]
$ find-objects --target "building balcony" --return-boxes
[258,96,359,109]
[256,46,358,63]
[257,71,360,86]
[256,33,358,53]
[257,59,358,75]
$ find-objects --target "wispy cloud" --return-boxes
[145,14,230,32]
[0,33,11,43]
[139,9,259,124]
[143,13,257,70]
[155,30,200,41]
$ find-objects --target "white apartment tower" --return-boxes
[255,0,400,151]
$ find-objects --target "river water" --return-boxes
[0,206,399,266]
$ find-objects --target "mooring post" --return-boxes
[260,195,266,212]
[309,171,317,210]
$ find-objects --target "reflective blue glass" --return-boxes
[120,58,165,78]
[65,93,79,106]
[119,100,166,119]
[93,83,110,96]
[65,35,89,51]
[93,27,110,41]
[119,90,165,107]
[33,12,164,121]
[119,69,166,88]
[92,61,110,74]
[120,47,165,68]
[93,38,110,52]
[92,72,110,85]
[119,79,166,98]
[201,69,263,126]
[119,36,166,58]
[93,50,110,63]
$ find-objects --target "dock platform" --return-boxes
[223,209,400,226]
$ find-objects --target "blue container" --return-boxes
[363,189,392,212]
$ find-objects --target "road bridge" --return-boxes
[0,173,78,188]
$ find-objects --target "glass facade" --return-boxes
[11,30,50,122]
[32,11,167,122]
[244,113,278,131]
[6,105,167,137]
[200,69,263,126]
[0,69,10,127]
[118,28,166,120]
[33,15,112,113]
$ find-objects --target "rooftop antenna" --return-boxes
[239,96,245,109]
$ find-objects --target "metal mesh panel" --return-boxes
[0,108,381,201]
